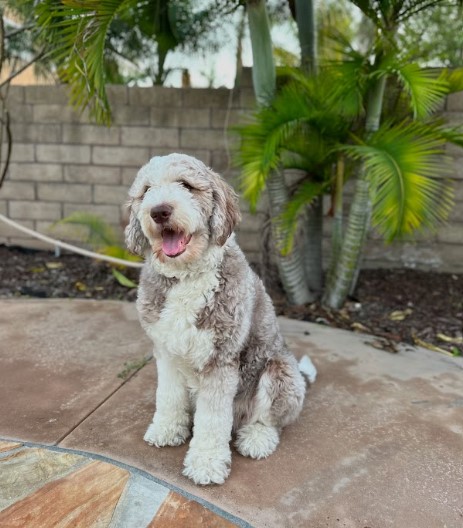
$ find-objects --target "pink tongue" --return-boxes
[162,230,187,256]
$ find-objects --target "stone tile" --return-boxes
[0,441,22,453]
[148,491,238,527]
[109,473,168,528]
[0,447,86,510]
[0,460,129,526]
[60,309,463,528]
[0,300,152,444]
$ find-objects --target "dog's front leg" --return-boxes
[144,355,191,447]
[183,366,238,485]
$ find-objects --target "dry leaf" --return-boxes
[45,262,63,270]
[437,333,463,344]
[388,308,413,321]
[74,281,87,291]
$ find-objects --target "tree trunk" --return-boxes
[246,0,312,304]
[324,75,387,309]
[295,0,322,297]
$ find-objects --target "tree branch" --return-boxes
[0,50,45,89]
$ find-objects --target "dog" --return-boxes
[125,153,316,485]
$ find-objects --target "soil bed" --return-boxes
[1,244,461,356]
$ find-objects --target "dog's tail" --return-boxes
[298,355,317,384]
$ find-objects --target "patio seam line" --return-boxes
[54,361,152,446]
[0,438,253,528]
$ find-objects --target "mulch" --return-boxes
[1,244,461,356]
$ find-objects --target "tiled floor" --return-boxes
[1,299,462,527]
[0,441,242,527]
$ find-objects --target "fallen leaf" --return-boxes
[351,322,370,333]
[388,308,413,321]
[45,262,63,270]
[437,333,463,344]
[366,339,399,354]
[30,266,45,273]
[413,336,455,357]
[74,281,87,291]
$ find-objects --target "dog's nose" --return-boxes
[150,204,173,224]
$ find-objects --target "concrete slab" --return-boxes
[1,300,462,527]
[0,299,152,444]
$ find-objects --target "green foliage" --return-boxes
[54,211,141,264]
[342,120,458,240]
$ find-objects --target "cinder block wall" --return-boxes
[1,82,462,272]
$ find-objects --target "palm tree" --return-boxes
[236,63,463,307]
[34,0,240,123]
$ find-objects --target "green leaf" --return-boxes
[278,180,328,255]
[393,64,449,119]
[54,211,118,248]
[112,268,138,288]
[342,121,455,241]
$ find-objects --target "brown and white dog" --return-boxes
[125,153,316,485]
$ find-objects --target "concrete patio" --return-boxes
[0,299,462,527]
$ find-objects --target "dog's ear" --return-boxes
[210,173,241,246]
[125,200,148,256]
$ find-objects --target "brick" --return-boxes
[107,85,128,105]
[36,144,91,164]
[111,105,150,125]
[92,146,149,166]
[8,103,34,123]
[6,237,50,251]
[10,200,61,221]
[437,223,463,244]
[183,88,237,108]
[63,203,121,224]
[446,92,463,112]
[93,184,128,205]
[121,126,179,148]
[453,181,463,201]
[6,143,35,162]
[0,181,35,200]
[211,109,246,128]
[210,150,233,173]
[11,123,61,143]
[62,124,120,145]
[121,167,140,186]
[38,183,92,203]
[25,85,69,105]
[0,200,6,214]
[33,104,90,124]
[36,220,89,242]
[128,87,182,107]
[0,219,34,238]
[150,108,210,128]
[7,86,25,104]
[180,129,228,150]
[8,163,63,182]
[151,149,211,166]
[65,165,121,185]
[235,230,260,252]
[239,88,257,110]
[452,157,463,178]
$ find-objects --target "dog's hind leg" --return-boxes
[235,356,305,459]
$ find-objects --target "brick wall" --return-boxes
[1,81,462,272]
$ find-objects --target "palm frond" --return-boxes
[278,180,328,255]
[341,120,455,241]
[35,0,136,124]
[392,63,449,119]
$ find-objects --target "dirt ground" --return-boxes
[1,244,461,356]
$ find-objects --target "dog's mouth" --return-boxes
[161,228,192,258]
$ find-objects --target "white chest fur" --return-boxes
[147,269,219,371]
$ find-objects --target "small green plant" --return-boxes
[117,356,151,380]
[53,211,141,287]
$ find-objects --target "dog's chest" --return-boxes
[147,270,219,369]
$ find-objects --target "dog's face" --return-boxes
[125,154,241,267]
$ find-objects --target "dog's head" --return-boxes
[125,154,241,269]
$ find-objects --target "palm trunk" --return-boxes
[302,197,323,295]
[294,0,322,298]
[246,0,312,304]
[324,75,387,309]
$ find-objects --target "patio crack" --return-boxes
[54,356,153,446]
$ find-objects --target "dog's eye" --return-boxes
[179,180,194,192]
[141,186,150,197]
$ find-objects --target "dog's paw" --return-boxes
[182,445,231,485]
[235,423,279,459]
[144,416,190,447]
